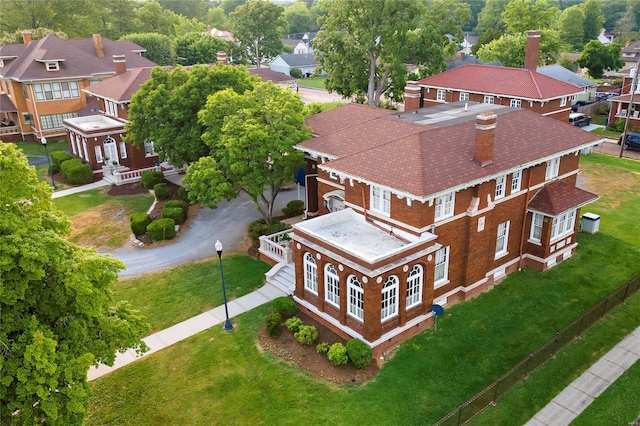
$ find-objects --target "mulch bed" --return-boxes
[257,310,379,385]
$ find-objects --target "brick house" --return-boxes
[284,101,600,355]
[607,67,640,133]
[405,31,583,123]
[0,32,155,142]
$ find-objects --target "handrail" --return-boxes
[259,230,293,264]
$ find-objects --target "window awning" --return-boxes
[528,180,598,216]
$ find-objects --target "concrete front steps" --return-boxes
[265,263,295,295]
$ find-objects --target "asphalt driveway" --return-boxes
[105,187,301,278]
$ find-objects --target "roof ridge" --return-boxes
[529,69,544,98]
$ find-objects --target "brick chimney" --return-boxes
[216,51,227,64]
[404,81,421,112]
[113,55,126,75]
[93,34,104,58]
[524,30,541,71]
[473,111,497,166]
[21,31,32,44]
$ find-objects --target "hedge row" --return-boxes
[61,158,93,185]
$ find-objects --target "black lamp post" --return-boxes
[215,240,234,331]
[40,136,57,190]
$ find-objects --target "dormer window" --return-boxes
[45,61,59,71]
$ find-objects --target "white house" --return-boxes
[269,53,321,77]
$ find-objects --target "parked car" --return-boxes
[571,100,593,112]
[618,132,640,151]
[595,92,618,101]
[569,113,591,127]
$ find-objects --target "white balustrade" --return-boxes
[259,230,293,264]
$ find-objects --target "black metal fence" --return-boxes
[434,274,640,426]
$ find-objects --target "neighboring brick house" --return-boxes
[289,101,600,355]
[0,32,156,142]
[607,67,640,132]
[405,31,583,123]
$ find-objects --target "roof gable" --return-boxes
[83,67,155,102]
[528,180,598,215]
[304,103,392,136]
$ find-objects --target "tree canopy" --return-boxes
[228,0,288,68]
[577,40,625,79]
[556,5,585,51]
[120,33,174,66]
[172,33,231,65]
[501,0,558,34]
[0,143,149,425]
[126,64,257,166]
[284,2,314,35]
[183,82,310,224]
[477,29,564,68]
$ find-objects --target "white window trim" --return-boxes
[530,212,543,243]
[94,146,103,163]
[437,89,446,102]
[550,210,576,242]
[45,61,59,71]
[484,95,494,104]
[434,192,454,222]
[381,276,399,321]
[303,252,318,294]
[144,141,157,157]
[495,175,506,200]
[459,92,469,101]
[406,265,423,308]
[560,96,567,107]
[510,98,521,108]
[347,275,364,321]
[119,141,127,159]
[434,246,450,288]
[370,185,391,216]
[324,264,340,307]
[495,220,510,259]
[546,157,560,180]
[511,169,522,193]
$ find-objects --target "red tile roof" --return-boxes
[299,104,602,198]
[528,180,598,215]
[83,67,155,102]
[417,64,582,101]
[248,67,296,83]
[304,103,392,136]
[0,34,156,81]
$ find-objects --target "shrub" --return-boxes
[130,213,152,236]
[285,316,303,332]
[50,151,73,173]
[147,218,175,241]
[327,342,348,366]
[60,158,93,185]
[162,207,185,225]
[271,297,297,318]
[282,199,305,218]
[248,219,291,243]
[607,118,626,132]
[346,338,373,369]
[154,182,170,200]
[265,311,281,337]
[316,342,330,355]
[141,170,164,189]
[294,325,318,345]
[164,199,188,216]
[289,67,302,78]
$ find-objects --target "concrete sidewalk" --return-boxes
[87,282,289,381]
[526,326,640,425]
[51,179,110,199]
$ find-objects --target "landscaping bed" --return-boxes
[257,309,379,385]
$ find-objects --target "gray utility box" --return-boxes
[581,212,600,234]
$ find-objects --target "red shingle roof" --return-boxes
[528,180,598,215]
[304,103,392,136]
[248,67,296,84]
[83,67,155,102]
[418,64,582,101]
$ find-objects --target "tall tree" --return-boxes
[0,0,57,34]
[0,143,149,425]
[120,33,174,66]
[614,3,637,44]
[183,82,310,224]
[99,0,140,40]
[471,27,502,56]
[314,0,426,107]
[0,28,66,45]
[228,0,288,68]
[136,0,173,35]
[476,0,509,32]
[600,0,627,33]
[476,29,564,67]
[222,0,247,16]
[501,0,558,34]
[173,33,231,65]
[556,5,585,50]
[577,40,625,79]
[284,1,313,35]
[582,0,605,42]
[158,0,208,20]
[205,6,228,28]
[126,64,257,166]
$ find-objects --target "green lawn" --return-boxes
[589,115,607,126]
[13,139,69,156]
[591,127,621,139]
[113,255,272,333]
[87,154,640,425]
[296,76,327,89]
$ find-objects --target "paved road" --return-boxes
[297,86,350,104]
[103,187,301,278]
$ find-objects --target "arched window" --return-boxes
[103,136,118,165]
[303,252,317,294]
[325,263,340,307]
[381,276,398,321]
[347,275,364,320]
[406,265,423,308]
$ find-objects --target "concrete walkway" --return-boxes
[51,179,110,199]
[526,326,640,426]
[87,281,289,381]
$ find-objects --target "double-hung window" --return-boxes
[437,89,446,101]
[495,175,506,200]
[434,192,454,222]
[495,221,510,258]
[560,96,567,107]
[530,212,543,242]
[434,246,450,287]
[511,169,522,193]
[551,210,576,241]
[324,264,340,307]
[370,185,391,215]
[546,157,560,180]
[484,95,494,104]
[303,252,318,294]
[381,276,398,321]
[510,99,521,108]
[406,265,423,308]
[459,92,469,101]
[347,275,364,320]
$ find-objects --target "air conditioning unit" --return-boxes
[580,212,600,234]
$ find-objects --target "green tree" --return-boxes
[222,0,247,16]
[136,0,173,34]
[173,32,231,65]
[314,0,427,107]
[158,0,208,20]
[471,28,502,56]
[120,33,174,66]
[98,0,140,40]
[577,40,625,79]
[614,3,637,44]
[556,5,585,50]
[476,29,564,67]
[582,0,605,42]
[284,2,313,35]
[600,0,627,32]
[0,143,149,425]
[228,0,288,68]
[476,0,509,32]
[183,82,310,224]
[205,6,228,28]
[171,16,207,37]
[125,64,257,166]
[501,0,558,34]
[0,28,66,45]
[557,52,577,71]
